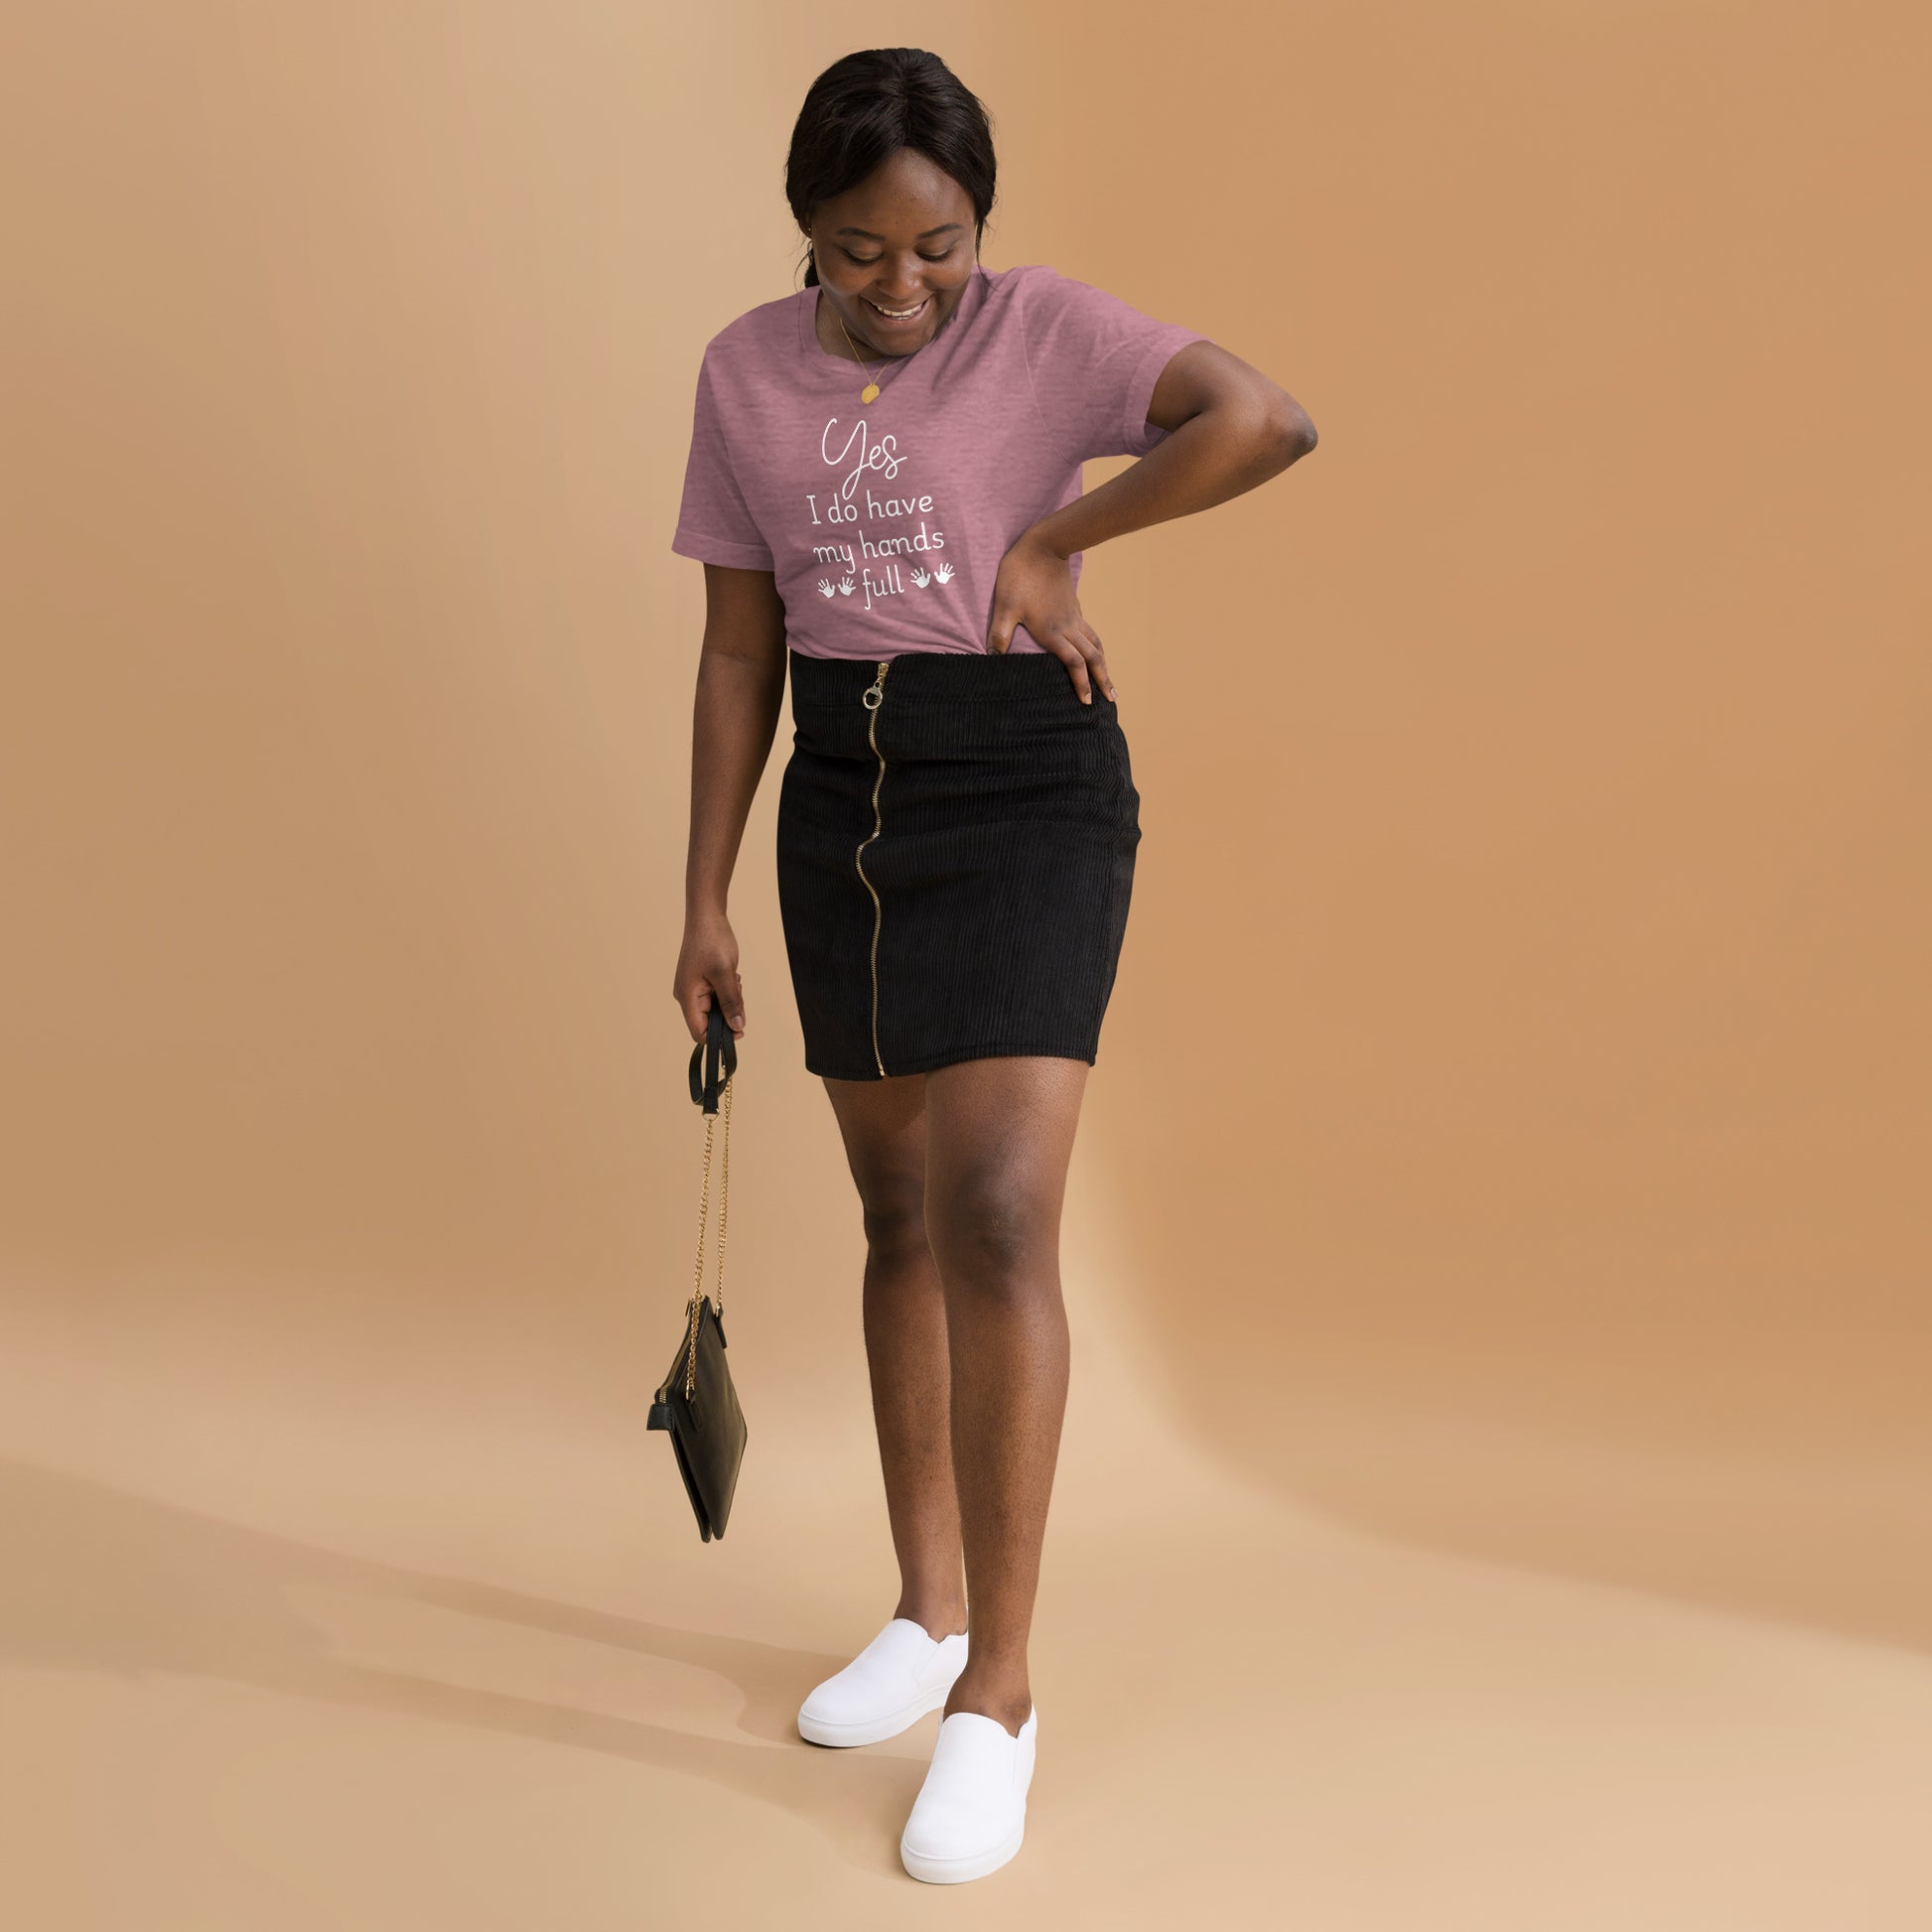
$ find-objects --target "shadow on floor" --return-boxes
[0,1455,924,1875]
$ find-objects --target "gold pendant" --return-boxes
[861,382,880,402]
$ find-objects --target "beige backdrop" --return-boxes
[3,4,1929,1926]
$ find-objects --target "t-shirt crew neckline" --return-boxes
[795,262,991,377]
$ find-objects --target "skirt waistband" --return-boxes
[787,646,1094,709]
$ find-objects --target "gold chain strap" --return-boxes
[682,1059,733,1398]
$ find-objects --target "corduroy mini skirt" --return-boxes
[775,646,1144,1081]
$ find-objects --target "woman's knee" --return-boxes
[926,1165,1057,1289]
[856,1167,930,1264]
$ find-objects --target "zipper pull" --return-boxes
[863,658,890,709]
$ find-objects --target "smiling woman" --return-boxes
[667,44,1315,1889]
[805,143,984,361]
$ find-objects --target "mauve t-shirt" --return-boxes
[670,262,1212,659]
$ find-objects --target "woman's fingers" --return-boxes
[1057,638,1094,703]
[1049,627,1117,704]
[1076,619,1118,702]
[678,971,747,1040]
[985,606,1117,705]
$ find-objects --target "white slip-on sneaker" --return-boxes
[898,1703,1036,1884]
[796,1617,970,1747]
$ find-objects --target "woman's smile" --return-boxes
[864,292,931,327]
[821,280,966,359]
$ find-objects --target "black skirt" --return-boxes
[775,647,1143,1081]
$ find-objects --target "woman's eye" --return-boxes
[843,249,953,268]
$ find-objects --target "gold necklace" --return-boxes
[832,304,887,403]
[822,276,968,401]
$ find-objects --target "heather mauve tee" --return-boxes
[670,262,1212,660]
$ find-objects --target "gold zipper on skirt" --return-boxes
[855,657,893,1076]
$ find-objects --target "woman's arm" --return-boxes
[1035,341,1314,557]
[988,342,1317,700]
[674,562,788,1042]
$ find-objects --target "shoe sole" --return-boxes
[900,1817,1025,1884]
[796,1677,956,1748]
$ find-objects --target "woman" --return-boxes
[670,48,1314,1884]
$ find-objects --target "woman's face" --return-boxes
[807,148,979,360]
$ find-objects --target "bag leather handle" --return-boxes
[688,1001,738,1115]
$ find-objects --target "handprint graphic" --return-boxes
[931,563,955,585]
[816,578,837,598]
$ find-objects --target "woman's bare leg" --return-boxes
[920,1054,1088,1738]
[822,1071,969,1643]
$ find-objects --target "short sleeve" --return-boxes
[670,346,775,570]
[1020,268,1213,465]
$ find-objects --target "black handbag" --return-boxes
[646,1002,748,1541]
